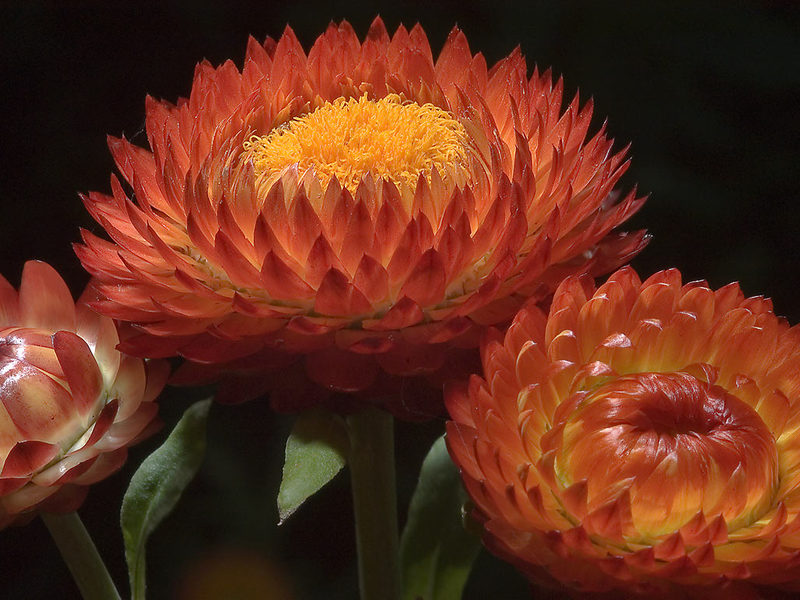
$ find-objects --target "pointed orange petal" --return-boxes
[399,249,447,308]
[260,252,314,301]
[353,255,389,304]
[362,297,424,331]
[314,269,373,316]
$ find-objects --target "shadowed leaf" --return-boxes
[401,435,482,600]
[121,399,211,600]
[277,409,349,524]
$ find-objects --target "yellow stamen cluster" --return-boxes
[243,94,472,193]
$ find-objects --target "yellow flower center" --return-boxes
[243,94,472,193]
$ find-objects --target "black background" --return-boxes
[0,1,798,598]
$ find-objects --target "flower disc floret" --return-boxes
[447,267,800,597]
[77,19,647,415]
[243,94,475,194]
[0,262,167,527]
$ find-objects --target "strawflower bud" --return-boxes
[0,262,167,527]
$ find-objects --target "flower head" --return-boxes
[77,19,646,415]
[446,267,800,597]
[0,262,166,527]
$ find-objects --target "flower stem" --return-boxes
[346,408,401,600]
[42,512,121,600]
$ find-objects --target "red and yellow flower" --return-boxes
[0,262,166,528]
[447,267,800,597]
[77,18,646,415]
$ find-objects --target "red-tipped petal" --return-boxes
[53,331,104,415]
[314,269,373,316]
[1,441,59,478]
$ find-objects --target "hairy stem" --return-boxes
[42,512,121,600]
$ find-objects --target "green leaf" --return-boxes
[400,435,482,600]
[277,409,349,524]
[121,399,211,600]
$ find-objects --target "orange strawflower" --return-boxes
[447,267,800,598]
[0,262,166,528]
[76,18,646,415]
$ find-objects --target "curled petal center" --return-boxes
[551,371,778,540]
[0,328,95,463]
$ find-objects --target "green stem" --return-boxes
[42,512,121,600]
[347,408,401,600]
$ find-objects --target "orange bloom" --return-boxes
[76,18,646,415]
[0,262,166,528]
[446,267,800,598]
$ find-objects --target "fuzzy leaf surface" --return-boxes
[121,399,211,600]
[278,409,349,524]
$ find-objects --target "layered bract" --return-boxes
[77,19,646,414]
[447,267,800,597]
[0,262,166,527]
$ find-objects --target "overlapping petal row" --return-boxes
[446,267,800,598]
[76,18,646,411]
[0,262,167,528]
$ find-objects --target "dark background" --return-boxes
[0,1,798,598]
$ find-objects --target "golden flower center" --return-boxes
[553,372,778,540]
[242,94,472,193]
